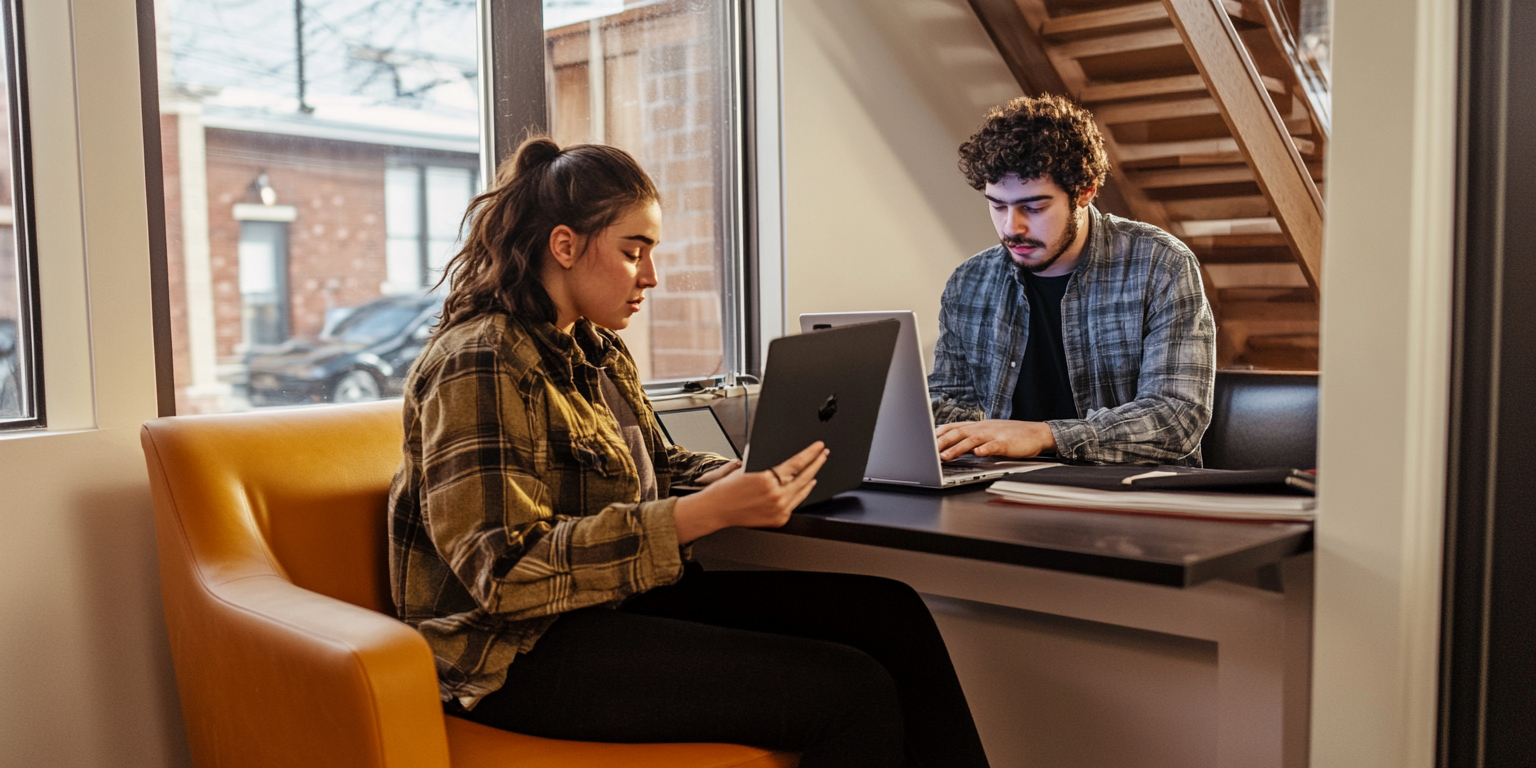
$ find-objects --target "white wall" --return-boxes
[780,0,1020,365]
[1310,0,1456,764]
[0,1,189,766]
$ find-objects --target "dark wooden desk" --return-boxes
[770,485,1313,588]
[658,391,1311,588]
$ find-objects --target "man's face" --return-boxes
[984,174,1087,275]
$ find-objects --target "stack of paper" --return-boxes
[986,480,1316,521]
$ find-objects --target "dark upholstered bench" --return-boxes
[1202,370,1319,470]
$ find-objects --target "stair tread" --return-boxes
[1218,301,1319,322]
[1041,0,1250,38]
[1244,334,1321,350]
[1218,286,1314,302]
[1127,164,1255,188]
[1178,217,1282,237]
[1164,195,1273,221]
[1118,136,1316,162]
[1049,27,1186,60]
[1095,96,1221,124]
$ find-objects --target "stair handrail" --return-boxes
[1250,0,1331,136]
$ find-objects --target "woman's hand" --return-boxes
[672,442,828,544]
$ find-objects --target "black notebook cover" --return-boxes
[1005,465,1316,496]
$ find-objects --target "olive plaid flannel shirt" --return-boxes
[929,207,1217,466]
[388,312,730,708]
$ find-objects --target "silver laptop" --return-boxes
[799,311,1047,488]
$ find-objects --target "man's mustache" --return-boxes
[1002,234,1047,249]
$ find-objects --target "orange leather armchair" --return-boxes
[142,401,797,768]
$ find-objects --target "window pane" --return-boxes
[545,0,733,383]
[0,0,36,428]
[425,165,473,277]
[160,0,481,412]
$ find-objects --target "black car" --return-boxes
[245,292,443,406]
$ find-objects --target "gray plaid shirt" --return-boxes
[930,207,1216,465]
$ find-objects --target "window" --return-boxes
[539,0,748,386]
[0,0,38,429]
[237,220,290,347]
[159,0,481,412]
[383,160,477,295]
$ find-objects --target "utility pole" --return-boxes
[295,0,314,114]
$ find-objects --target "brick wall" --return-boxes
[163,118,474,411]
[203,129,390,357]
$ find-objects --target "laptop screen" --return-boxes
[655,406,739,460]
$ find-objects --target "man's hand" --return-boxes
[694,460,742,485]
[936,420,1056,460]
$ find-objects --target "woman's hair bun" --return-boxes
[510,137,562,180]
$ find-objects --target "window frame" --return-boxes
[482,0,763,393]
[0,0,44,431]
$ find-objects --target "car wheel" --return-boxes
[330,370,382,403]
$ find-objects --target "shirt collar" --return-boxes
[517,315,621,384]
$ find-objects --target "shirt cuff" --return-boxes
[1048,419,1096,462]
[635,497,686,589]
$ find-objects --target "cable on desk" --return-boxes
[737,374,761,444]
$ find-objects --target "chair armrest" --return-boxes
[162,570,452,768]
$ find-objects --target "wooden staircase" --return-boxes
[970,0,1329,370]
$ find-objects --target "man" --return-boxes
[930,94,1216,466]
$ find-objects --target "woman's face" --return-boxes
[560,201,662,331]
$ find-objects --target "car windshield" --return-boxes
[329,303,423,345]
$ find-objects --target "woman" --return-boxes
[388,136,990,768]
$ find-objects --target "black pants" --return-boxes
[453,566,990,768]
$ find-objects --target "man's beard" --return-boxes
[1002,209,1081,274]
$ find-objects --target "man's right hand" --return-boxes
[936,419,1056,460]
[672,441,828,544]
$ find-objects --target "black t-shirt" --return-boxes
[1010,270,1077,423]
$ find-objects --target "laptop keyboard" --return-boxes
[941,458,997,477]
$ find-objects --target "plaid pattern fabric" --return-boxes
[388,312,730,707]
[930,207,1216,465]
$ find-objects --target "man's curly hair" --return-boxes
[958,95,1109,200]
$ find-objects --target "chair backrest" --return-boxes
[149,400,404,609]
[143,401,451,768]
[1201,370,1319,470]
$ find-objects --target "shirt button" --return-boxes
[1010,362,1017,367]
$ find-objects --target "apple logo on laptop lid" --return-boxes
[818,394,838,422]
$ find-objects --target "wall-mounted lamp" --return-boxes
[254,171,278,206]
